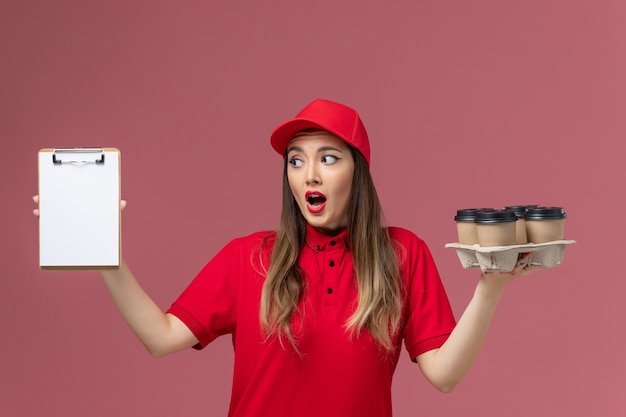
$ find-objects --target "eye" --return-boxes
[321,155,339,164]
[288,157,303,168]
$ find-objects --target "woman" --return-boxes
[33,99,533,417]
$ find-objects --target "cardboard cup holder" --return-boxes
[445,240,576,272]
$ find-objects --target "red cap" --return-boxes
[270,99,371,166]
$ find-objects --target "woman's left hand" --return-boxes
[481,252,535,289]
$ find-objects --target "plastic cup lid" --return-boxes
[454,208,494,222]
[503,205,540,218]
[474,209,518,224]
[524,206,567,220]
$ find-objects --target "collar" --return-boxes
[305,224,349,252]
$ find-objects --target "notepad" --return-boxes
[38,148,121,269]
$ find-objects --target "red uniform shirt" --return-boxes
[167,225,456,417]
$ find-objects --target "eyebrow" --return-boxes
[286,145,344,155]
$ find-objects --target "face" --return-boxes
[286,131,355,234]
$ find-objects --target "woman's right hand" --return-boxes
[32,195,39,217]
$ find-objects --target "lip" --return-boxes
[305,190,327,214]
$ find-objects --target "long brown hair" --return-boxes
[259,145,403,351]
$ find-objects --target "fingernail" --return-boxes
[519,262,526,266]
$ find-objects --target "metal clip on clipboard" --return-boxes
[52,148,105,165]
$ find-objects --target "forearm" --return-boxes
[100,260,196,357]
[417,275,506,392]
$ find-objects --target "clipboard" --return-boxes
[38,148,121,270]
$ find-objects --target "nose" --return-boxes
[305,163,321,185]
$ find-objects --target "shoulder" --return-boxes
[387,226,427,247]
[202,230,276,276]
[228,230,276,248]
[220,230,276,255]
[387,226,436,267]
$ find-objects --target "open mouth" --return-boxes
[305,191,327,213]
[307,194,327,207]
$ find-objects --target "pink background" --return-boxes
[2,1,625,416]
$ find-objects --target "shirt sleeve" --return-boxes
[393,228,457,360]
[166,237,246,349]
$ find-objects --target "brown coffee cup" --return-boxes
[503,205,539,244]
[524,207,566,243]
[454,208,493,245]
[474,209,518,247]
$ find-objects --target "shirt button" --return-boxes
[330,240,336,246]
[329,261,335,267]
[327,288,333,294]
[315,245,320,251]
